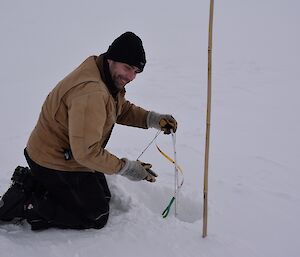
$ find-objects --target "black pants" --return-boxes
[24,149,111,230]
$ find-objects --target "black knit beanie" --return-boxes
[106,32,146,72]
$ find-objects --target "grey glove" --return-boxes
[147,111,177,134]
[118,158,158,182]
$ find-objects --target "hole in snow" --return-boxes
[108,176,202,223]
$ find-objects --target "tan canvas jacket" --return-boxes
[26,55,149,174]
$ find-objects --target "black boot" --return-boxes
[0,166,34,221]
[0,186,26,221]
[11,166,35,192]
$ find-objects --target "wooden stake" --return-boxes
[203,0,214,238]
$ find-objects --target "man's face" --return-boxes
[107,59,140,89]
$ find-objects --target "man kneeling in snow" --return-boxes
[0,32,177,230]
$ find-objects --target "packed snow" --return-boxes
[0,0,299,256]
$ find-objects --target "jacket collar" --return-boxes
[96,54,120,98]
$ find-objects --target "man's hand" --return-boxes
[140,162,158,182]
[118,159,158,182]
[159,115,177,134]
[147,111,178,134]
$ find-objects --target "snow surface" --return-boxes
[1,0,300,256]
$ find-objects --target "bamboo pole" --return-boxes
[203,0,214,238]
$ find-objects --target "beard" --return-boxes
[112,75,129,89]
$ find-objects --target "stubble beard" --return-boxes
[113,75,128,90]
